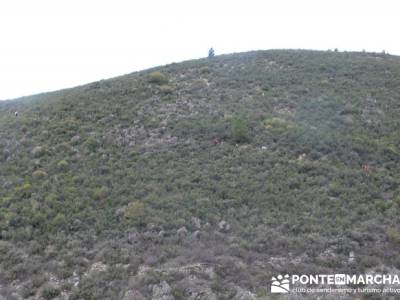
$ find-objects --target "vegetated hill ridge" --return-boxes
[1,50,400,299]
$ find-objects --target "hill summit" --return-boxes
[1,50,400,299]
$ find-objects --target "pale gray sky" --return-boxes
[0,0,399,100]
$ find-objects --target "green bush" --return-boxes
[42,284,61,300]
[93,187,110,201]
[360,255,380,268]
[375,200,392,213]
[263,117,291,133]
[52,213,67,229]
[124,201,146,226]
[32,170,48,180]
[148,71,168,85]
[387,228,400,244]
[159,84,174,95]
[57,160,69,171]
[231,117,250,143]
[14,183,33,198]
[85,137,98,152]
[31,146,47,158]
[200,66,211,74]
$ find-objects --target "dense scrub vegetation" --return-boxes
[1,50,400,299]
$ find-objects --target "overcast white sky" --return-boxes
[0,0,399,100]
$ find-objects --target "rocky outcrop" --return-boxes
[233,287,258,300]
[218,220,231,232]
[151,281,174,300]
[123,289,145,300]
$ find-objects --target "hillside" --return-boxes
[1,49,400,299]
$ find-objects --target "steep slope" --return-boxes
[1,50,400,299]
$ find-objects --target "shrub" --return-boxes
[85,137,99,152]
[360,255,380,268]
[200,66,210,74]
[124,201,146,226]
[57,160,69,171]
[387,228,400,244]
[231,117,250,143]
[14,183,33,198]
[93,187,110,201]
[42,284,61,300]
[53,213,67,229]
[32,170,48,180]
[148,71,168,85]
[375,200,392,213]
[159,84,174,95]
[263,117,290,133]
[31,146,47,158]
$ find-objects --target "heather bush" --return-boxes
[32,170,48,180]
[230,116,250,143]
[148,71,168,85]
[124,201,146,226]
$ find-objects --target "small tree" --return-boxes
[148,71,168,85]
[124,201,146,226]
[208,47,215,58]
[231,116,250,143]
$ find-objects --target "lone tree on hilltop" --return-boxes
[208,47,215,58]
